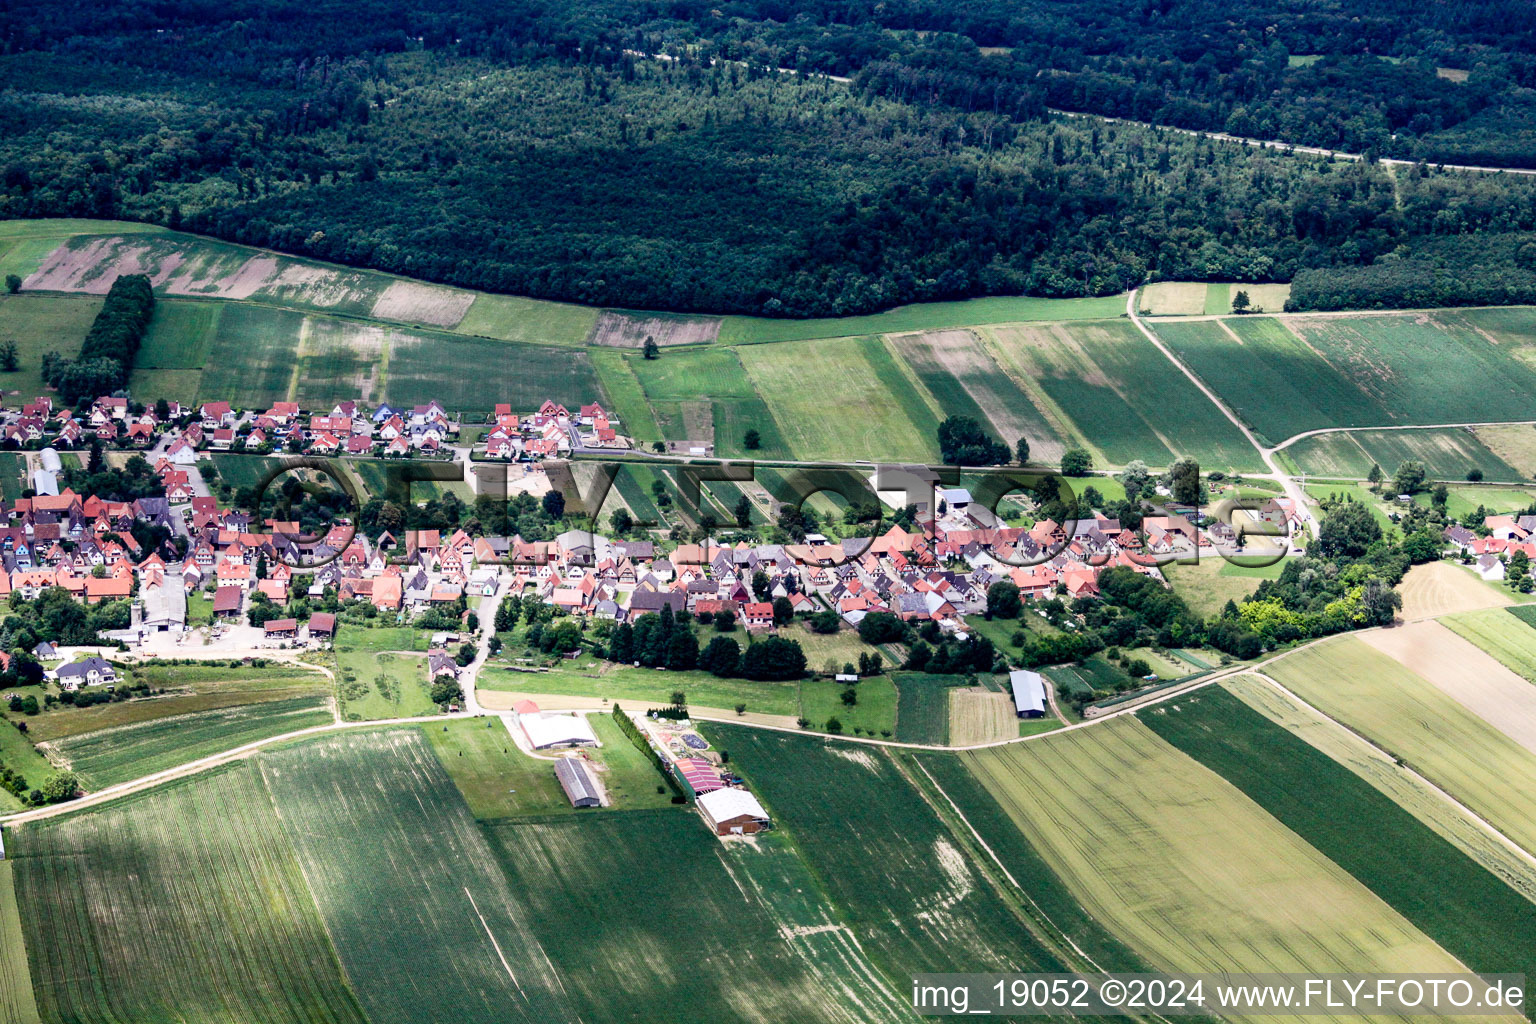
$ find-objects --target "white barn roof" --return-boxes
[1010,669,1046,716]
[519,712,599,750]
[697,787,768,824]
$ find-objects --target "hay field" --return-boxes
[985,320,1263,471]
[1146,685,1536,1000]
[1474,423,1536,477]
[962,717,1471,997]
[12,764,366,1024]
[739,335,942,463]
[487,811,914,1024]
[947,687,1017,745]
[1398,561,1512,620]
[589,310,721,347]
[1269,637,1536,856]
[1138,281,1208,316]
[453,292,598,346]
[1284,427,1523,481]
[1225,675,1536,905]
[1360,620,1536,754]
[888,328,1063,461]
[717,292,1130,345]
[1443,607,1536,683]
[260,730,573,1024]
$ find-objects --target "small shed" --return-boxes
[1010,669,1046,719]
[697,788,771,836]
[553,757,602,808]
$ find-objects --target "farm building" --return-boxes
[264,618,298,639]
[212,586,243,618]
[138,575,186,632]
[697,788,771,836]
[519,711,599,750]
[553,757,603,808]
[308,612,336,640]
[674,757,724,796]
[1010,669,1046,719]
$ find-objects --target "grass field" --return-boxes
[48,695,333,789]
[0,453,24,501]
[0,861,39,1024]
[1283,427,1524,481]
[453,292,599,346]
[0,719,56,814]
[947,686,1020,744]
[195,303,308,407]
[259,730,573,1024]
[1444,607,1536,683]
[708,726,1088,984]
[739,335,942,462]
[1268,637,1536,857]
[716,292,1130,345]
[1163,557,1275,618]
[486,809,912,1024]
[798,675,897,736]
[0,292,97,399]
[12,763,366,1024]
[136,298,220,369]
[620,345,791,457]
[587,348,662,442]
[1138,281,1208,316]
[962,717,1469,994]
[894,672,952,744]
[1155,313,1536,445]
[334,627,434,720]
[1144,685,1536,999]
[478,662,802,717]
[985,319,1263,471]
[1473,422,1536,477]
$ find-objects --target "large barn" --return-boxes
[519,711,599,750]
[697,788,771,836]
[553,757,602,808]
[1010,669,1046,719]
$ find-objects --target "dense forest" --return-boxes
[2,0,1536,314]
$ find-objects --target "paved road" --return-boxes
[461,586,505,715]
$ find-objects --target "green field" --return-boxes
[587,349,662,442]
[136,298,220,369]
[195,303,308,407]
[1444,607,1536,682]
[717,292,1131,345]
[49,696,332,789]
[986,320,1263,471]
[259,730,573,1024]
[334,627,435,720]
[739,335,942,463]
[0,453,24,501]
[1144,686,1536,1002]
[1155,313,1536,445]
[620,345,792,457]
[708,726,1092,984]
[453,292,599,347]
[1268,637,1536,857]
[798,675,897,735]
[0,718,56,814]
[962,718,1469,988]
[480,662,801,717]
[386,330,604,416]
[11,764,366,1024]
[1283,427,1524,481]
[0,861,38,1024]
[0,292,98,399]
[894,672,953,744]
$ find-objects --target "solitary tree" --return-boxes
[733,494,752,529]
[0,341,17,372]
[1015,437,1030,465]
[4,274,20,294]
[1366,462,1384,491]
[1060,448,1093,476]
[542,489,566,518]
[743,428,761,450]
[642,336,659,360]
[1467,467,1484,482]
[1231,290,1251,313]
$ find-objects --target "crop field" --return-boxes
[1042,656,1133,699]
[716,292,1130,345]
[893,673,951,744]
[47,696,333,789]
[452,292,599,347]
[0,219,165,282]
[798,675,897,736]
[1225,675,1536,906]
[947,686,1019,745]
[1444,607,1536,683]
[1473,423,1536,477]
[334,627,435,720]
[589,310,721,347]
[367,279,474,327]
[291,317,388,407]
[194,303,309,407]
[135,298,220,369]
[961,718,1468,991]
[260,730,573,1024]
[1398,560,1513,619]
[0,292,97,398]
[587,349,662,441]
[487,809,911,1024]
[1138,281,1208,316]
[739,336,943,463]
[0,862,39,1024]
[1268,637,1536,857]
[1282,427,1523,481]
[709,726,1086,983]
[888,328,1064,462]
[612,345,786,457]
[1155,313,1536,445]
[1144,686,1536,993]
[11,764,366,1024]
[985,320,1263,471]
[387,331,603,415]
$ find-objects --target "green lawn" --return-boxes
[798,675,897,736]
[480,662,801,717]
[334,627,436,720]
